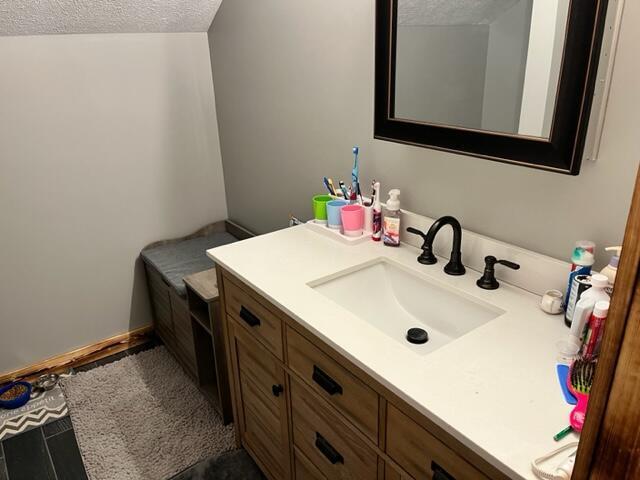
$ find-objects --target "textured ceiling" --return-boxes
[398,0,520,26]
[0,0,223,36]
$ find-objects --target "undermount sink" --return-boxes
[310,259,504,355]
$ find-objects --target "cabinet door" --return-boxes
[229,319,291,480]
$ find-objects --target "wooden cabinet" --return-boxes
[170,289,197,376]
[219,268,508,480]
[228,319,290,479]
[386,404,489,480]
[224,276,284,359]
[287,326,379,443]
[293,447,327,480]
[147,267,174,337]
[290,377,378,480]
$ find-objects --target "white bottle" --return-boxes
[600,246,621,284]
[383,189,401,247]
[580,273,611,305]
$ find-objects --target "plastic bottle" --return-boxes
[563,241,595,309]
[600,246,621,284]
[383,189,401,247]
[582,300,609,358]
[371,182,382,242]
[568,297,595,349]
[579,273,611,307]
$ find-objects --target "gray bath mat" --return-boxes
[61,346,234,480]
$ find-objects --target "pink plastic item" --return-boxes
[341,205,364,237]
[566,362,590,432]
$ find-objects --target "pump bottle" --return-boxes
[383,189,401,247]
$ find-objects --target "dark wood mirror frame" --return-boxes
[374,0,610,175]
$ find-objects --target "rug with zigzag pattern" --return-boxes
[0,385,68,441]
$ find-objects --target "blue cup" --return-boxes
[326,200,348,229]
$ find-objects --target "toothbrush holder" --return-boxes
[312,195,333,224]
[326,200,348,229]
[341,204,364,237]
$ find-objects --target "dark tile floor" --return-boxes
[0,337,261,480]
[0,338,157,480]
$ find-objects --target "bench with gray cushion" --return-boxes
[141,231,237,297]
[140,221,252,411]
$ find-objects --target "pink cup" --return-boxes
[341,204,364,237]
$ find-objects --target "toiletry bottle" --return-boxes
[579,273,611,306]
[568,297,595,349]
[600,246,621,284]
[372,182,382,242]
[383,189,401,247]
[582,300,609,358]
[563,241,595,309]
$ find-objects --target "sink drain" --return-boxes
[406,327,429,345]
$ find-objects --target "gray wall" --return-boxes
[208,0,639,267]
[482,0,533,133]
[395,25,489,128]
[0,33,228,373]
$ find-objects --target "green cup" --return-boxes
[312,195,333,224]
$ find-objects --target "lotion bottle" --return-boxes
[600,246,621,284]
[383,189,401,247]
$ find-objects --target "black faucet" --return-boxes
[476,256,520,290]
[407,216,466,276]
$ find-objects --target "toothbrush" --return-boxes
[366,180,376,206]
[566,357,596,433]
[338,181,349,200]
[327,178,338,196]
[323,177,335,196]
[351,146,362,202]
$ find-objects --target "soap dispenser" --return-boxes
[383,189,401,247]
[600,246,621,284]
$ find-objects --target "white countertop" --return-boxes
[208,225,576,480]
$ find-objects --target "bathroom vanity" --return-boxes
[208,225,572,480]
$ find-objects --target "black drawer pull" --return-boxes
[315,432,343,465]
[239,306,261,327]
[272,384,283,397]
[312,365,343,395]
[431,461,456,480]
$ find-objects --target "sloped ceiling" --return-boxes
[0,0,223,36]
[398,0,520,26]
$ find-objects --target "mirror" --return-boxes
[375,0,609,174]
[395,0,569,138]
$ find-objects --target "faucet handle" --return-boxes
[406,227,427,239]
[496,258,520,270]
[476,256,520,290]
[406,227,437,265]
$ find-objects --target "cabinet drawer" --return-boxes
[291,378,377,480]
[287,326,379,442]
[386,404,489,480]
[232,323,289,479]
[294,446,326,480]
[224,276,283,359]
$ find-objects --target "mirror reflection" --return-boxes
[394,0,570,138]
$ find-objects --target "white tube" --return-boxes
[568,297,595,348]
